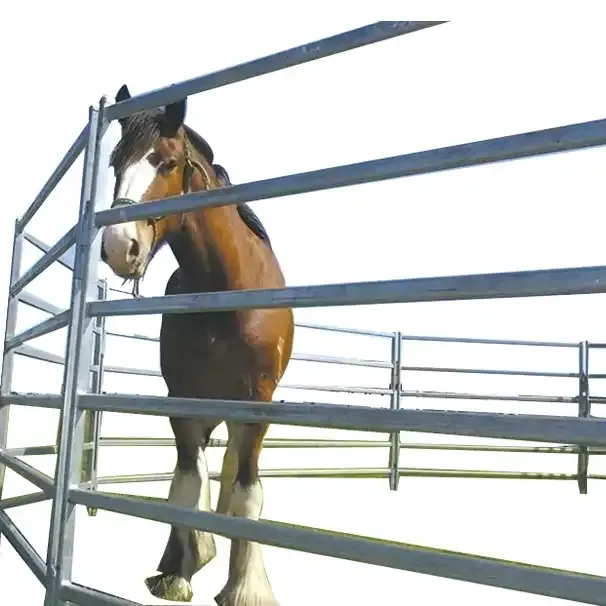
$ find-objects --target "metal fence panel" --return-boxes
[4,20,606,606]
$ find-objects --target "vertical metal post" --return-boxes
[577,340,590,494]
[0,221,23,519]
[388,331,402,491]
[44,100,107,606]
[81,278,107,517]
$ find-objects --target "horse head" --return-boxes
[100,84,223,285]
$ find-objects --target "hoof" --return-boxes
[215,579,279,606]
[145,573,193,602]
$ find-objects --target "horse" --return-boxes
[99,84,294,605]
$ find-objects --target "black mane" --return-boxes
[110,110,271,248]
[110,109,215,172]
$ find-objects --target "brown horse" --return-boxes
[100,84,294,605]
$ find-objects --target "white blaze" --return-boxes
[115,149,157,202]
[102,149,157,275]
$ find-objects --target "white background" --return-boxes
[2,3,606,605]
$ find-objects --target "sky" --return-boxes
[3,3,606,605]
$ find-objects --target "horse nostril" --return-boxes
[128,239,140,259]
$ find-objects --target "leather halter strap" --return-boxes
[110,142,211,297]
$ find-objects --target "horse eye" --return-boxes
[147,152,162,167]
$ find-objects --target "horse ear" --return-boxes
[161,99,187,135]
[116,84,131,103]
[213,164,231,187]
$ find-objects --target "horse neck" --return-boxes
[167,157,244,293]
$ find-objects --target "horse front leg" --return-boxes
[215,421,278,606]
[145,417,217,603]
[216,422,242,514]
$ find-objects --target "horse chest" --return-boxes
[159,313,260,399]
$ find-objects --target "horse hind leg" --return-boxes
[145,417,218,603]
[215,422,278,606]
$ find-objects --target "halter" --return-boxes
[109,142,211,298]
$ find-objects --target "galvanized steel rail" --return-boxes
[2,19,606,606]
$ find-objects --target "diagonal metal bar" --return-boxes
[23,231,76,272]
[94,118,606,228]
[0,449,54,494]
[4,311,69,353]
[87,264,606,319]
[70,488,606,605]
[0,510,47,585]
[17,125,88,232]
[105,21,445,122]
[14,345,65,366]
[10,226,77,297]
[59,581,141,606]
[18,291,63,316]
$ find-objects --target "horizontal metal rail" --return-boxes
[10,226,77,297]
[399,333,578,348]
[0,491,52,509]
[101,363,392,395]
[4,443,91,457]
[4,311,69,353]
[92,468,606,485]
[0,510,46,585]
[104,326,578,350]
[0,449,54,494]
[106,436,343,448]
[105,330,158,342]
[18,291,64,316]
[101,364,159,377]
[17,125,88,232]
[96,436,606,455]
[401,364,577,379]
[70,488,606,605]
[16,435,606,457]
[96,361,576,403]
[282,383,392,395]
[292,352,392,368]
[94,118,606,229]
[105,21,443,122]
[400,389,576,404]
[7,445,59,456]
[99,437,393,448]
[295,321,392,338]
[8,392,603,445]
[86,264,606,318]
[23,231,75,271]
[71,393,606,447]
[1,394,61,411]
